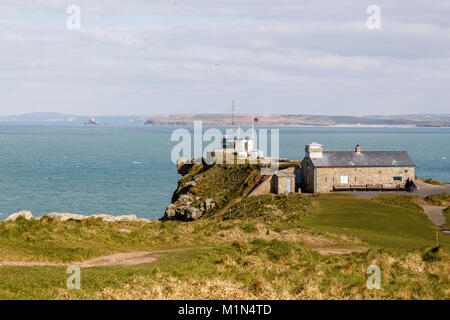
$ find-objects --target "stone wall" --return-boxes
[273,175,296,194]
[247,176,273,197]
[247,167,297,196]
[300,158,315,193]
[273,167,296,194]
[314,166,415,193]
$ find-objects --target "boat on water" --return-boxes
[84,117,99,125]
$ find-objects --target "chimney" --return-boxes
[305,142,323,159]
[355,145,361,153]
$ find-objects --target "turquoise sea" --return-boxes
[0,124,449,220]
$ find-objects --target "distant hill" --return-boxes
[0,113,149,124]
[0,112,449,127]
[148,113,450,127]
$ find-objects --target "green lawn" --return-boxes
[302,194,450,252]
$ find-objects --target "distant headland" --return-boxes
[0,112,450,127]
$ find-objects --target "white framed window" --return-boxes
[340,176,349,184]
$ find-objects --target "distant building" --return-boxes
[247,166,297,197]
[300,142,416,193]
[206,134,264,164]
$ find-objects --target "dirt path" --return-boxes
[309,246,368,255]
[0,247,211,268]
[421,206,446,226]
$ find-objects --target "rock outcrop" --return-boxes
[162,158,216,221]
[5,210,34,221]
[4,211,151,223]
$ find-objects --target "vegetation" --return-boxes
[175,163,260,211]
[0,189,449,299]
[424,193,450,206]
[372,194,423,212]
[422,178,448,186]
[443,207,450,227]
[302,194,450,252]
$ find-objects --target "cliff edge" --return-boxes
[161,158,260,221]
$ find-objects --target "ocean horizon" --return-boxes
[0,123,449,220]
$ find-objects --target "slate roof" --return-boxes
[309,151,415,168]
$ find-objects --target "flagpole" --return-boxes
[252,114,255,140]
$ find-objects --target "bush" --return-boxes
[423,246,442,262]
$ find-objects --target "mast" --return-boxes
[251,114,255,140]
[231,99,235,134]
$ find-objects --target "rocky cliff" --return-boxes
[161,159,260,221]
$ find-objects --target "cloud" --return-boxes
[0,1,449,115]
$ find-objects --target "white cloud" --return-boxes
[0,1,449,115]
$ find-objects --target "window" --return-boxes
[340,176,349,184]
[393,176,402,181]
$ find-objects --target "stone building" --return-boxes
[301,142,416,193]
[248,166,297,196]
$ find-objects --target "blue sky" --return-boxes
[1,1,449,116]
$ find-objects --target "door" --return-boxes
[285,178,291,193]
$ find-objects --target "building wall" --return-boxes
[273,175,296,194]
[300,158,316,193]
[247,167,297,197]
[247,176,273,197]
[314,166,415,193]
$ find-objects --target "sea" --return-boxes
[0,124,449,220]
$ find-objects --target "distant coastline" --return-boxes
[0,112,450,127]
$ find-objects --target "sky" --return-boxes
[0,0,449,116]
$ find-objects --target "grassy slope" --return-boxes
[302,194,450,252]
[424,193,450,206]
[0,194,449,299]
[444,207,450,227]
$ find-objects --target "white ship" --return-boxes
[84,117,99,125]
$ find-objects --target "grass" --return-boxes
[0,193,449,299]
[443,207,450,227]
[302,194,450,252]
[422,178,448,186]
[424,193,450,206]
[172,163,260,213]
[1,243,448,300]
[372,194,423,212]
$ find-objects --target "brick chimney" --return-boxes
[355,145,361,153]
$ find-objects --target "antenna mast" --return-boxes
[231,99,235,132]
